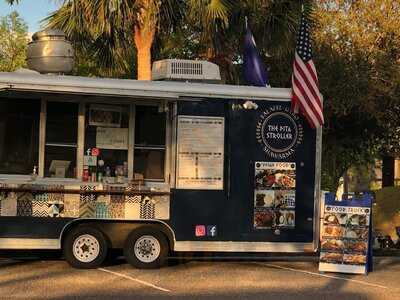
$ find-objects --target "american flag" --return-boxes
[291,14,324,128]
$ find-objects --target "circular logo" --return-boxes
[256,105,303,159]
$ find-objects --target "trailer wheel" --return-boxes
[124,227,168,269]
[63,226,108,269]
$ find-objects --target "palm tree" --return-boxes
[7,0,233,79]
[44,0,182,80]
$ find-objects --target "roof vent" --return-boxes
[152,59,221,83]
[27,29,74,74]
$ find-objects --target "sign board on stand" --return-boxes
[319,193,373,275]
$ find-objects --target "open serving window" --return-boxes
[0,93,170,185]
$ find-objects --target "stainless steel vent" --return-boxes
[152,59,221,83]
[27,29,74,74]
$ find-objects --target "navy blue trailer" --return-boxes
[0,72,321,268]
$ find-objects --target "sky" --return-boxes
[0,0,60,34]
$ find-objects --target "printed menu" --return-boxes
[176,116,224,190]
[319,194,372,274]
[253,162,296,229]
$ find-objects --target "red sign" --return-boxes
[195,225,206,237]
[91,148,100,156]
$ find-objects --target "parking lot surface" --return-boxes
[0,256,399,299]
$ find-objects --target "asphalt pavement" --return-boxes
[0,256,399,299]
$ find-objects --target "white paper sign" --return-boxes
[96,127,128,150]
[176,116,224,190]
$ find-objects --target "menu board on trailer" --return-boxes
[253,162,296,230]
[319,194,372,275]
[176,116,224,190]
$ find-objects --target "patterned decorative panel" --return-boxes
[154,196,170,220]
[32,200,48,217]
[108,185,125,203]
[0,182,170,220]
[0,192,4,216]
[97,195,111,204]
[34,193,48,202]
[79,199,96,218]
[140,197,155,219]
[0,192,17,216]
[48,202,64,217]
[109,202,124,219]
[79,185,97,218]
[64,195,80,218]
[126,195,141,203]
[95,202,110,219]
[16,192,33,216]
[80,185,97,202]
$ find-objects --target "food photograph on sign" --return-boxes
[320,252,343,264]
[254,209,274,229]
[254,190,275,208]
[274,190,295,209]
[323,225,345,238]
[343,254,366,265]
[321,239,345,251]
[253,162,296,230]
[324,213,348,226]
[254,162,296,190]
[275,210,295,227]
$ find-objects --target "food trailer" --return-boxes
[0,62,322,269]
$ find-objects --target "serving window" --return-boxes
[0,98,40,175]
[44,102,78,178]
[0,95,169,183]
[84,104,129,181]
[134,105,166,180]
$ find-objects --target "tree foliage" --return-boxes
[0,11,28,72]
[312,0,400,190]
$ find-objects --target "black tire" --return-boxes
[124,227,168,269]
[63,226,108,269]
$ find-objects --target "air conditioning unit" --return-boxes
[152,59,221,83]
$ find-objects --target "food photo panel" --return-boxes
[254,162,296,190]
[254,209,274,229]
[254,190,275,208]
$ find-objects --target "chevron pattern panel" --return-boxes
[32,200,48,217]
[126,195,141,203]
[140,199,155,219]
[79,199,96,218]
[80,185,96,202]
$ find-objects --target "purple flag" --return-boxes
[243,23,269,87]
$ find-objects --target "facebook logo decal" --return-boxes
[207,225,217,237]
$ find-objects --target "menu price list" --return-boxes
[176,116,224,190]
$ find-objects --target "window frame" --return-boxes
[0,95,171,184]
[0,96,41,177]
